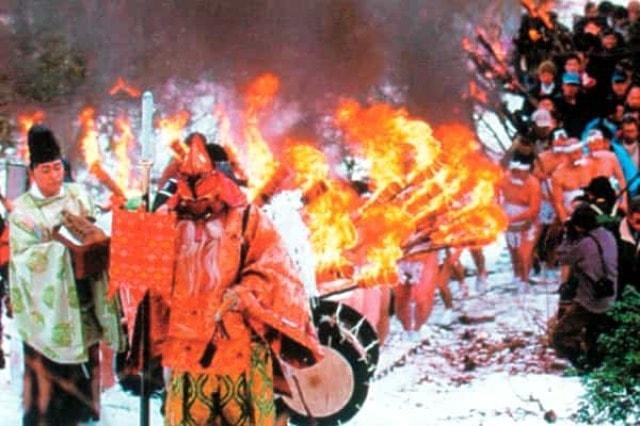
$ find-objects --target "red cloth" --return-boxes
[109,210,178,346]
[162,204,323,375]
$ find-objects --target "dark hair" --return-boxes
[597,1,615,16]
[537,94,555,105]
[565,52,581,64]
[591,120,614,140]
[569,202,599,231]
[612,6,629,20]
[629,196,640,213]
[585,2,596,13]
[621,114,639,127]
[584,176,616,213]
[205,144,229,163]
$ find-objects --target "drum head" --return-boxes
[283,321,370,426]
[311,299,380,377]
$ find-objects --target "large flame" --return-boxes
[334,102,506,285]
[337,100,435,192]
[78,107,101,169]
[17,110,46,162]
[285,144,359,279]
[113,116,134,192]
[157,111,190,152]
[244,73,280,200]
[15,72,506,291]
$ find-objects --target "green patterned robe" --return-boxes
[9,183,123,363]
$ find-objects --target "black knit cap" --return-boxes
[569,203,599,231]
[583,176,616,205]
[28,125,61,168]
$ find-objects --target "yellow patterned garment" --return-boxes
[9,183,124,363]
[165,342,275,426]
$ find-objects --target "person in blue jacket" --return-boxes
[611,115,640,199]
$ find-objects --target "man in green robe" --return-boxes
[9,125,123,425]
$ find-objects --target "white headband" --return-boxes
[552,129,568,142]
[508,161,530,171]
[556,141,584,153]
[586,130,604,144]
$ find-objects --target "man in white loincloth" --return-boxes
[550,138,596,223]
[499,161,542,290]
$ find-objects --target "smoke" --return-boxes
[1,0,519,123]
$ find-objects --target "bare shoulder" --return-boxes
[527,174,542,190]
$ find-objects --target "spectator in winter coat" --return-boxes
[552,203,618,369]
[614,196,640,297]
[611,115,640,198]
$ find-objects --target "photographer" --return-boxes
[551,202,617,369]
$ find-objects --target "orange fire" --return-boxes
[244,73,280,200]
[416,125,506,247]
[336,100,440,193]
[333,102,506,285]
[520,0,554,30]
[25,71,506,291]
[109,77,142,98]
[113,116,134,192]
[78,107,102,169]
[157,111,190,152]
[78,107,127,198]
[213,106,248,184]
[245,72,280,115]
[468,81,489,105]
[284,144,359,279]
[17,110,46,162]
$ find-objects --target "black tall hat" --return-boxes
[28,125,61,167]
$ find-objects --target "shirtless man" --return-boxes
[586,129,626,190]
[533,129,570,224]
[532,129,569,277]
[550,138,595,223]
[500,161,542,289]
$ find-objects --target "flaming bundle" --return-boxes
[331,102,506,286]
[157,110,190,150]
[284,144,359,280]
[14,72,506,292]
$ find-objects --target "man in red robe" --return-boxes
[160,134,322,426]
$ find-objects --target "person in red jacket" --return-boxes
[159,134,322,426]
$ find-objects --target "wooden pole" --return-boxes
[138,90,155,426]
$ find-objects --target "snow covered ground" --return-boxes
[345,239,585,426]
[0,238,597,425]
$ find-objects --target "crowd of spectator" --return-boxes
[500,1,640,370]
